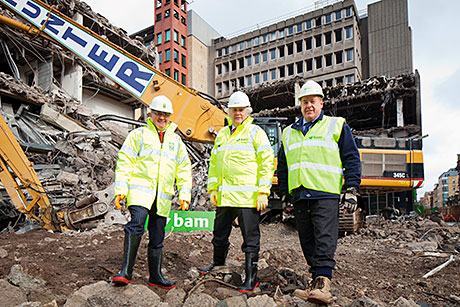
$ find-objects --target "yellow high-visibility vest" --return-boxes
[282,115,345,195]
[114,118,192,217]
[207,117,274,208]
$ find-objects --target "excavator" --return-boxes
[0,0,423,233]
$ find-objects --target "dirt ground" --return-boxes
[0,216,459,306]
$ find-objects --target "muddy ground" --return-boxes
[0,215,459,306]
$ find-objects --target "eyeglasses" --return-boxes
[152,111,171,118]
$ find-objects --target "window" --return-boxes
[164,9,170,18]
[165,49,171,62]
[270,69,276,80]
[238,77,244,87]
[325,13,332,24]
[335,10,342,20]
[165,0,170,3]
[262,71,268,82]
[346,48,353,61]
[335,29,342,42]
[174,10,179,19]
[262,34,268,43]
[156,33,162,45]
[325,32,332,45]
[181,54,186,67]
[231,60,237,71]
[315,35,322,48]
[270,32,276,41]
[165,29,171,42]
[287,63,294,76]
[246,39,252,48]
[287,43,294,55]
[296,40,303,53]
[288,26,294,36]
[216,64,222,75]
[336,76,344,85]
[224,81,229,92]
[346,74,354,84]
[238,58,244,69]
[315,16,321,27]
[174,30,178,43]
[335,51,343,64]
[246,75,252,86]
[345,26,353,39]
[262,51,268,62]
[278,46,285,58]
[231,44,237,53]
[225,46,229,55]
[254,73,260,84]
[181,0,186,11]
[306,59,313,71]
[217,83,222,93]
[181,35,186,48]
[158,51,162,64]
[239,42,244,50]
[165,68,170,77]
[306,19,312,30]
[254,53,260,65]
[174,69,179,81]
[325,53,332,67]
[296,61,303,73]
[278,66,285,78]
[345,7,352,17]
[315,56,322,69]
[156,0,162,8]
[174,49,179,63]
[181,16,186,25]
[156,13,162,21]
[254,36,260,46]
[270,48,276,60]
[296,23,303,32]
[306,37,312,50]
[325,79,333,87]
[246,56,252,67]
[223,62,229,73]
[278,29,284,38]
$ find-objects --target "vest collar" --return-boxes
[226,116,254,132]
[147,118,178,134]
[292,111,324,131]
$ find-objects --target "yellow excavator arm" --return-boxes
[0,0,226,143]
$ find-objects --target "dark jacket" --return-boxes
[278,111,361,202]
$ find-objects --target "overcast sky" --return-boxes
[83,0,460,199]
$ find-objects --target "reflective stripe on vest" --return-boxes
[283,116,344,194]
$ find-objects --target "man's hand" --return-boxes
[178,199,189,211]
[256,193,269,211]
[341,187,358,213]
[114,194,126,210]
[210,190,218,207]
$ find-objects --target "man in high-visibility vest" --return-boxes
[278,80,361,304]
[199,91,274,293]
[111,95,192,290]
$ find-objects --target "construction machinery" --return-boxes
[0,0,424,233]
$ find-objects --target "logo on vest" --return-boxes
[168,142,175,151]
[308,136,323,140]
[235,138,249,143]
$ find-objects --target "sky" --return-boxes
[83,0,460,199]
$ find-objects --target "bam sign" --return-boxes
[165,211,215,232]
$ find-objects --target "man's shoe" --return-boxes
[112,233,142,286]
[307,276,333,304]
[198,245,228,274]
[148,247,176,290]
[237,252,259,293]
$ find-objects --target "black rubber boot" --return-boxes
[237,252,259,293]
[198,245,228,274]
[148,247,176,290]
[112,233,142,286]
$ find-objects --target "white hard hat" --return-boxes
[228,91,251,108]
[298,80,324,100]
[149,95,173,114]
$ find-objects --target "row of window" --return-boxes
[156,8,186,25]
[156,29,186,48]
[156,0,186,11]
[217,46,354,75]
[216,6,353,57]
[217,72,354,93]
[164,68,187,85]
[158,48,187,68]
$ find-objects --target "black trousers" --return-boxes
[124,204,166,249]
[293,198,339,276]
[211,207,261,254]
